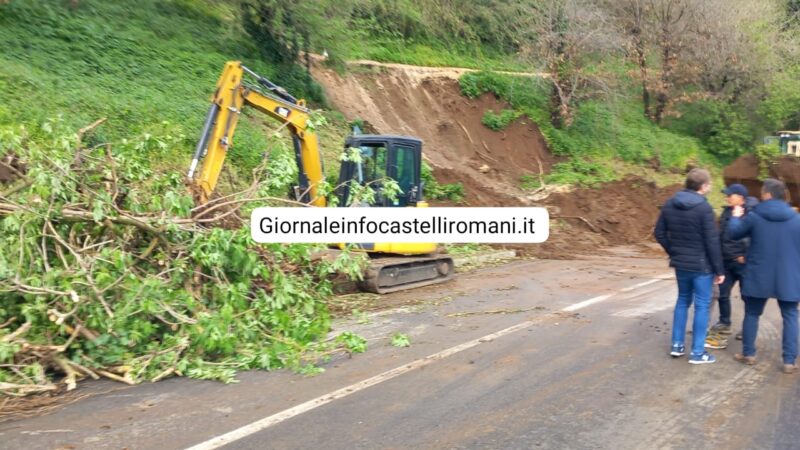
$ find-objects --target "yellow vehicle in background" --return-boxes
[187,61,453,293]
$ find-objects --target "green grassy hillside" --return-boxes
[0,0,338,184]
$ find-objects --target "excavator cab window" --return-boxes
[355,144,389,206]
[389,144,419,206]
[337,135,422,207]
[358,144,388,187]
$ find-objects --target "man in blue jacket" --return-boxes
[728,178,800,374]
[655,168,725,364]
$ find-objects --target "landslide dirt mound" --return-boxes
[724,154,800,206]
[312,61,678,257]
[312,63,555,206]
[523,178,679,258]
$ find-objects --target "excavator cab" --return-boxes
[336,135,423,207]
[778,131,800,157]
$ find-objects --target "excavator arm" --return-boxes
[188,61,326,206]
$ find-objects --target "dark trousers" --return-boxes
[742,297,799,364]
[717,260,745,325]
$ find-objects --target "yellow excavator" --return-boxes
[187,61,454,293]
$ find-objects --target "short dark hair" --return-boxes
[685,168,711,191]
[762,178,786,201]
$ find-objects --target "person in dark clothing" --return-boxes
[655,168,725,364]
[728,178,800,374]
[735,196,760,342]
[706,184,756,344]
[745,196,760,210]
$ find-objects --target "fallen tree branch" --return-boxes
[0,381,58,397]
[76,118,107,148]
[0,158,23,177]
[188,196,311,221]
[54,357,80,391]
[64,321,99,342]
[151,367,175,383]
[12,282,76,299]
[552,215,600,233]
[68,360,100,380]
[1,321,31,343]
[95,369,135,385]
[476,141,498,163]
[536,157,546,187]
[0,316,16,330]
[1,179,34,198]
[457,120,474,144]
[0,119,361,397]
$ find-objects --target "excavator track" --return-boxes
[359,255,455,294]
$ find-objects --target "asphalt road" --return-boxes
[2,246,798,450]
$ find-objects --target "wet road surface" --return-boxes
[2,247,798,450]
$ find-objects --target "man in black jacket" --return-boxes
[705,184,755,348]
[655,168,725,364]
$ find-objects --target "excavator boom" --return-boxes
[189,61,325,206]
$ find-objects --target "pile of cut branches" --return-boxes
[0,118,366,397]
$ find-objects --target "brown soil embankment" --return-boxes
[725,154,800,206]
[312,61,679,257]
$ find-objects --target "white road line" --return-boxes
[184,273,673,450]
[561,294,613,313]
[620,278,661,292]
[561,274,672,313]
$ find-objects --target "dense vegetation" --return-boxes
[0,119,375,395]
[0,0,361,395]
[3,0,798,173]
[242,0,800,165]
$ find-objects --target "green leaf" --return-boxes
[92,200,105,222]
[336,331,367,354]
[391,333,410,348]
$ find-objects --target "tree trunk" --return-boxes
[549,73,574,129]
[632,30,651,120]
[547,3,571,129]
[550,81,564,128]
[653,36,672,124]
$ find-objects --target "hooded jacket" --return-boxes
[654,189,724,275]
[718,196,759,261]
[728,199,800,301]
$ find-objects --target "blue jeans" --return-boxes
[742,297,799,364]
[672,270,713,355]
[717,260,745,325]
